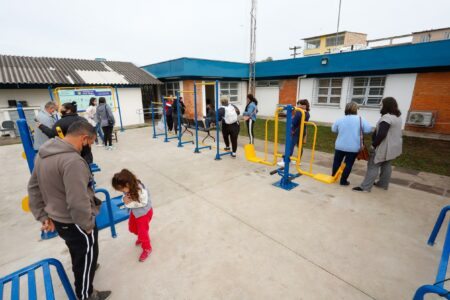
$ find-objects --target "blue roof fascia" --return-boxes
[142,40,450,79]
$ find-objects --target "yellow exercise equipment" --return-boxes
[22,195,30,212]
[56,126,65,138]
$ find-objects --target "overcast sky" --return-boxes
[1,0,449,66]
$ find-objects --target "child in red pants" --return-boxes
[112,169,153,262]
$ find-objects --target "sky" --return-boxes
[0,0,449,66]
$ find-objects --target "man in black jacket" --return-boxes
[38,102,94,164]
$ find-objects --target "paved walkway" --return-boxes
[0,127,448,299]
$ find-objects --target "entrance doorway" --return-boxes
[204,84,216,117]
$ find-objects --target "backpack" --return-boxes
[224,105,238,124]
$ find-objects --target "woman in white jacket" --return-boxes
[84,97,104,145]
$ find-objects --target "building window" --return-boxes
[420,34,431,43]
[305,39,321,50]
[220,82,240,102]
[444,32,450,39]
[325,35,345,47]
[315,78,343,105]
[350,76,386,106]
[256,80,279,87]
[161,81,180,97]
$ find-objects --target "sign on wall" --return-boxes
[55,87,117,112]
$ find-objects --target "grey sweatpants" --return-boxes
[359,150,393,191]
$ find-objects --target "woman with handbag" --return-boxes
[96,97,116,150]
[243,94,258,144]
[353,97,403,192]
[331,102,372,186]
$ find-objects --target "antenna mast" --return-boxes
[248,0,257,95]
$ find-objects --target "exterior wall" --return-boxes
[304,32,367,56]
[298,73,417,129]
[344,33,367,47]
[412,29,450,43]
[406,72,450,134]
[181,80,203,119]
[279,79,297,105]
[0,87,144,127]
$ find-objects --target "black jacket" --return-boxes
[39,113,93,164]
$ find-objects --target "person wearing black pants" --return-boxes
[54,221,99,299]
[243,94,258,144]
[102,125,113,147]
[218,96,240,157]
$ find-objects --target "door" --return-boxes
[255,85,279,117]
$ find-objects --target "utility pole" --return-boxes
[335,0,343,47]
[289,46,302,58]
[248,0,257,95]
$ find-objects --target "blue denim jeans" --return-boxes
[95,122,104,143]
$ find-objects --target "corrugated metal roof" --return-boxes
[0,55,161,85]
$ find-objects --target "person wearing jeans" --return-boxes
[96,97,115,150]
[353,97,403,192]
[84,97,104,146]
[332,102,372,185]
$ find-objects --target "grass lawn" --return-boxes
[239,119,450,176]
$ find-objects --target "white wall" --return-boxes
[255,86,279,116]
[114,87,144,126]
[0,87,144,127]
[298,74,417,129]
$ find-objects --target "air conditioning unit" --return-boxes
[406,111,435,127]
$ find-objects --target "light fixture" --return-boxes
[321,57,328,65]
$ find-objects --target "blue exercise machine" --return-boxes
[0,258,77,300]
[414,205,450,299]
[16,104,129,239]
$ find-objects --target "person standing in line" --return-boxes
[96,97,115,150]
[243,94,258,144]
[28,121,111,300]
[165,98,174,133]
[218,96,240,158]
[84,97,104,146]
[331,102,372,186]
[112,169,153,262]
[38,102,94,164]
[34,101,57,150]
[353,97,403,192]
[172,96,185,134]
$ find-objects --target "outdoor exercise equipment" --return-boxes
[16,104,128,239]
[0,258,77,300]
[175,91,194,148]
[414,205,450,299]
[244,104,345,190]
[150,100,165,139]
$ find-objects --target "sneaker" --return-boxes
[340,181,350,186]
[224,147,230,151]
[139,249,152,262]
[135,240,142,247]
[277,161,285,167]
[352,187,369,192]
[85,290,112,300]
[231,152,236,158]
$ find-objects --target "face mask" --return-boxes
[61,110,67,116]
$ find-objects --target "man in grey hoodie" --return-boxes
[28,121,111,300]
[34,101,57,150]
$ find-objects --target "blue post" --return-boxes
[273,105,299,191]
[215,80,221,160]
[162,96,169,142]
[177,92,183,147]
[114,86,125,132]
[48,86,54,101]
[17,103,26,119]
[435,220,450,288]
[151,100,156,138]
[16,119,35,173]
[194,83,200,153]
